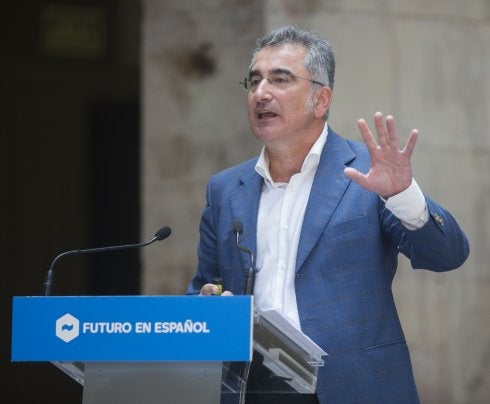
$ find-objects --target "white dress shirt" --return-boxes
[253,124,428,329]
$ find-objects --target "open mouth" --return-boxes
[257,111,277,120]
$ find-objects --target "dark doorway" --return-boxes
[0,1,141,402]
[89,102,141,295]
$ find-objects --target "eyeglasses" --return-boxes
[240,72,326,92]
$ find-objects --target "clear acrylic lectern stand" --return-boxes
[53,308,326,404]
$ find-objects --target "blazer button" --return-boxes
[432,213,445,226]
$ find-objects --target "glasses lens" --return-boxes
[248,76,263,91]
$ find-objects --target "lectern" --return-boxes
[12,296,326,403]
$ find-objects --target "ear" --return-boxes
[314,86,332,119]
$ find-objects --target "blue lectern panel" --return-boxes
[11,295,253,362]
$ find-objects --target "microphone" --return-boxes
[233,221,255,295]
[43,226,172,296]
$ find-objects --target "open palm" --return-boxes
[344,112,418,198]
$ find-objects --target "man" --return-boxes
[186,26,469,403]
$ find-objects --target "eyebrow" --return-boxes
[248,67,294,78]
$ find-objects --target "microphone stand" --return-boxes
[232,221,256,403]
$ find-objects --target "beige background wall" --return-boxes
[141,1,490,402]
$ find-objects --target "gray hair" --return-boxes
[252,26,335,91]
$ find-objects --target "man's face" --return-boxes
[247,44,320,148]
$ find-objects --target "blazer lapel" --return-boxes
[230,167,262,272]
[296,130,356,272]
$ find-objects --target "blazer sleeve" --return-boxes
[185,178,219,294]
[381,195,470,271]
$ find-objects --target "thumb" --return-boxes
[344,167,366,186]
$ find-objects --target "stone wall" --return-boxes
[141,0,264,293]
[142,1,490,402]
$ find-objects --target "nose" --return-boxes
[253,78,272,101]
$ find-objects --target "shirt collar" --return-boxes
[255,123,329,186]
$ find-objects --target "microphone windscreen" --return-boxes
[233,221,244,234]
[155,226,172,240]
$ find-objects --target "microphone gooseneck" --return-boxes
[233,221,255,295]
[43,226,172,296]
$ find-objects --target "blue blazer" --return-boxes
[187,129,470,403]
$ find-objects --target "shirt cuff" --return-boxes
[384,178,429,230]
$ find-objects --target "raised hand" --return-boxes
[344,112,418,198]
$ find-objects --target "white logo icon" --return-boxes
[56,313,80,343]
